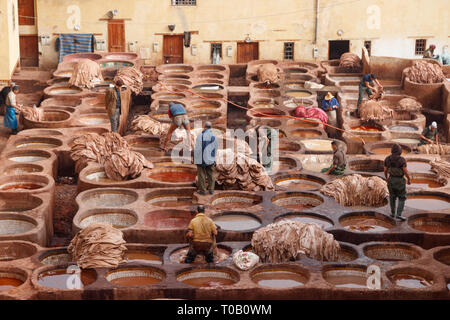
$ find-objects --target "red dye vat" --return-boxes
[351,125,382,132]
[148,171,196,183]
[1,183,43,191]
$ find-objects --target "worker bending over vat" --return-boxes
[3,85,21,135]
[419,122,439,146]
[357,73,384,112]
[321,141,347,175]
[163,102,192,150]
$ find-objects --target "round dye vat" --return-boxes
[190,111,221,121]
[0,274,24,291]
[285,90,312,98]
[38,269,97,289]
[124,251,162,265]
[290,130,322,138]
[0,182,45,191]
[284,83,305,90]
[8,151,50,163]
[211,193,262,210]
[4,164,44,175]
[392,138,420,145]
[390,274,433,289]
[15,138,62,149]
[390,125,418,132]
[275,213,333,230]
[79,210,137,229]
[279,140,301,152]
[53,70,73,78]
[106,268,165,286]
[193,84,224,92]
[39,250,72,265]
[410,178,444,189]
[349,159,384,173]
[81,190,138,207]
[251,269,307,289]
[40,110,71,122]
[339,214,394,233]
[433,248,450,266]
[155,94,185,100]
[275,175,324,191]
[407,161,432,173]
[144,210,191,229]
[85,170,116,183]
[0,196,42,213]
[146,193,193,208]
[323,267,368,289]
[104,53,138,60]
[334,245,359,262]
[348,135,382,143]
[272,193,324,210]
[250,108,285,118]
[253,102,277,108]
[371,147,408,155]
[177,269,238,288]
[363,244,421,262]
[100,61,134,69]
[148,167,196,183]
[408,215,450,233]
[351,125,382,132]
[212,214,261,231]
[48,87,82,95]
[302,139,333,152]
[79,114,109,125]
[405,195,450,211]
[191,101,221,110]
[0,242,37,262]
[170,246,231,264]
[300,156,332,173]
[273,157,298,171]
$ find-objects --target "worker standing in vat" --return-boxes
[105,79,124,133]
[356,73,383,111]
[163,102,192,150]
[321,141,346,175]
[419,122,439,146]
[194,121,218,195]
[3,85,21,135]
[321,92,339,137]
[185,205,217,264]
[0,82,15,116]
[384,144,411,221]
[253,124,274,172]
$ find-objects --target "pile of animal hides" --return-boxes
[293,104,328,124]
[70,132,153,180]
[251,220,340,263]
[405,61,446,84]
[20,105,43,121]
[320,174,388,207]
[359,100,393,122]
[215,148,274,191]
[339,52,362,70]
[69,59,104,89]
[114,67,144,94]
[131,115,170,136]
[395,97,422,112]
[68,223,127,269]
[429,159,450,178]
[257,64,280,84]
[417,144,450,155]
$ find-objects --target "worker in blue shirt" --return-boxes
[163,102,192,150]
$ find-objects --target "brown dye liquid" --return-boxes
[0,278,23,290]
[410,178,443,188]
[151,199,192,207]
[279,215,333,229]
[372,147,407,155]
[253,272,305,288]
[411,220,450,233]
[343,218,392,232]
[327,275,367,289]
[406,195,450,211]
[1,183,43,191]
[213,202,256,210]
[38,269,96,289]
[351,125,382,132]
[392,274,432,289]
[286,91,310,97]
[182,277,235,287]
[277,181,321,190]
[407,161,432,173]
[148,171,196,183]
[110,276,161,286]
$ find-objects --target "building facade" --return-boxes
[1,0,448,80]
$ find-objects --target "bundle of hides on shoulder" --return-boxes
[339,52,362,70]
[70,132,153,180]
[251,220,340,263]
[359,100,393,122]
[320,174,388,207]
[430,159,450,178]
[21,105,43,121]
[405,61,445,84]
[417,144,450,155]
[257,64,280,84]
[395,97,422,112]
[68,223,127,269]
[69,59,104,89]
[214,148,274,191]
[114,67,144,95]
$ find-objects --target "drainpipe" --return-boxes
[314,0,320,44]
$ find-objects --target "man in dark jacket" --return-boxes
[194,121,218,195]
[384,144,411,221]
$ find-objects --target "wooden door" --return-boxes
[19,35,39,67]
[108,20,125,52]
[18,0,35,25]
[163,35,184,64]
[237,42,259,63]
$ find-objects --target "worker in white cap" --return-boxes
[419,122,438,146]
[321,92,339,137]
